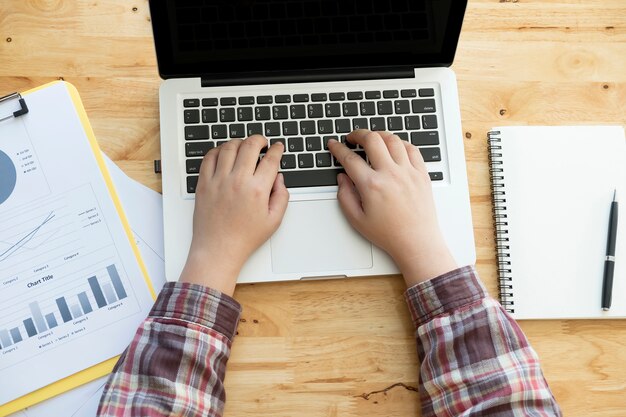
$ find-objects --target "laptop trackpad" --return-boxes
[270,199,373,274]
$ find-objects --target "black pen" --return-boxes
[602,189,619,311]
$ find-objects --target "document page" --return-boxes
[0,82,155,406]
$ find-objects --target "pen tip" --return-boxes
[614,189,618,202]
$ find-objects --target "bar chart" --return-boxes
[0,264,129,350]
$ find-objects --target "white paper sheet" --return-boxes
[12,155,166,417]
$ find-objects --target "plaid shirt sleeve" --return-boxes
[405,265,562,417]
[97,282,241,417]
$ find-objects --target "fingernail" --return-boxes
[328,139,337,144]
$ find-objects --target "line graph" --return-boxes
[0,211,56,262]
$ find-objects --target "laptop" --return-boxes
[149,0,475,283]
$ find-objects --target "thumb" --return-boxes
[336,173,364,229]
[268,173,289,226]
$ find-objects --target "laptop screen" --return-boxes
[149,0,467,79]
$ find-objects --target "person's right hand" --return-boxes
[328,130,457,286]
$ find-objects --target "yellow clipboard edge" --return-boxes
[0,81,157,416]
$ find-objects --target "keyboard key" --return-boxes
[383,90,399,99]
[257,95,273,104]
[300,120,316,135]
[187,175,199,193]
[308,104,324,118]
[329,92,345,101]
[405,115,421,130]
[270,138,286,147]
[273,105,289,120]
[247,123,263,136]
[202,98,218,107]
[186,159,202,174]
[281,154,297,169]
[315,152,332,167]
[342,102,358,117]
[229,124,246,138]
[333,156,341,167]
[220,97,236,106]
[394,100,410,114]
[185,141,214,157]
[323,136,338,150]
[347,91,363,100]
[429,172,444,181]
[352,117,368,130]
[185,125,209,140]
[237,107,253,122]
[401,89,417,98]
[397,132,409,141]
[360,102,376,116]
[411,131,440,146]
[306,136,322,151]
[298,153,314,168]
[365,91,381,99]
[202,108,218,123]
[183,98,199,107]
[290,105,306,119]
[282,168,345,188]
[412,99,436,113]
[420,147,441,162]
[317,119,334,134]
[265,122,281,137]
[288,137,304,152]
[311,93,327,102]
[239,96,255,105]
[184,109,200,124]
[216,140,229,146]
[325,103,341,117]
[255,106,271,121]
[370,117,386,131]
[377,101,393,115]
[293,94,309,103]
[212,125,228,139]
[419,88,435,97]
[276,95,291,103]
[282,121,298,136]
[387,116,403,131]
[335,119,351,133]
[422,115,438,129]
[342,136,356,149]
[220,108,236,122]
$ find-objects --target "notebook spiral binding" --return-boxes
[488,131,514,313]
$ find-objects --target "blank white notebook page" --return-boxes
[495,126,625,319]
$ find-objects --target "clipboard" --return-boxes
[0,82,157,416]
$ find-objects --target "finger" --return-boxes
[255,140,285,188]
[327,139,371,185]
[199,146,220,179]
[215,139,243,176]
[376,131,410,165]
[233,135,269,175]
[336,173,365,229]
[346,130,394,169]
[402,141,427,171]
[268,173,289,226]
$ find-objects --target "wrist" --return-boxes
[179,250,242,296]
[393,242,458,287]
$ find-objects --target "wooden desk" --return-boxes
[1,1,625,415]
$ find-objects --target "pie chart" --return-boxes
[0,149,17,204]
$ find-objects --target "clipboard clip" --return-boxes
[0,92,29,122]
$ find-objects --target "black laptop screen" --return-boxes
[149,0,467,79]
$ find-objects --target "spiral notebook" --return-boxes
[488,126,626,320]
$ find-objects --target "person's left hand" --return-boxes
[179,135,289,296]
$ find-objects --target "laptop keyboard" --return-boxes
[182,88,443,193]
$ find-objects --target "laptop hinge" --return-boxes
[200,67,414,88]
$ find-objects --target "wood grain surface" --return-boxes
[1,1,625,415]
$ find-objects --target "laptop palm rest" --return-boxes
[270,199,373,275]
